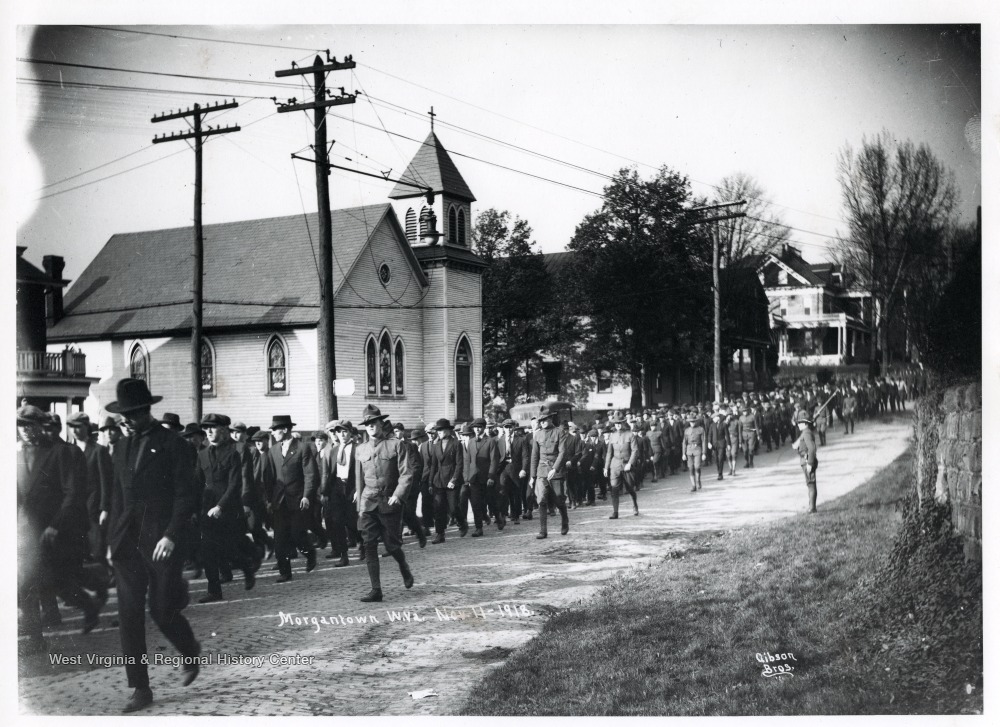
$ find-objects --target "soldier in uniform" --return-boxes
[646,420,664,483]
[793,411,819,513]
[738,405,759,469]
[815,402,829,446]
[842,388,858,434]
[683,412,707,492]
[707,410,729,481]
[603,413,640,519]
[353,405,416,602]
[529,405,571,538]
[427,419,465,542]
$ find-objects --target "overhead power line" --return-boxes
[77,25,322,53]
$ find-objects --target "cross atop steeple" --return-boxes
[428,106,436,132]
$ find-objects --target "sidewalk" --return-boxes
[18,413,913,715]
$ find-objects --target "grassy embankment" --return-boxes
[461,447,983,716]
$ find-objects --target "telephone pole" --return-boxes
[686,200,747,404]
[152,100,240,422]
[275,53,356,423]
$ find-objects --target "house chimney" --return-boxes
[42,255,65,325]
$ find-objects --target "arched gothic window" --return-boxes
[448,206,457,244]
[366,337,377,395]
[458,209,467,247]
[394,339,405,396]
[129,342,148,384]
[379,331,392,396]
[266,335,287,393]
[200,337,215,395]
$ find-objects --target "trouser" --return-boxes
[564,468,579,504]
[669,448,681,474]
[687,453,703,489]
[649,452,662,480]
[762,424,774,452]
[433,487,466,534]
[420,481,435,529]
[249,503,274,555]
[113,545,199,689]
[88,516,108,566]
[323,487,351,558]
[742,434,757,466]
[359,508,408,591]
[272,505,315,576]
[608,467,638,515]
[727,441,738,471]
[844,412,855,434]
[310,499,327,548]
[802,464,818,511]
[714,443,727,477]
[402,483,425,537]
[489,477,509,524]
[461,478,489,530]
[582,468,596,504]
[534,476,568,535]
[500,467,524,519]
[200,512,257,594]
[19,536,97,640]
[817,426,828,446]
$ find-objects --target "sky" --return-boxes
[9,16,988,284]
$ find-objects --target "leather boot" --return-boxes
[808,483,818,513]
[390,549,414,589]
[365,548,380,591]
[536,505,548,539]
[609,490,619,519]
[558,500,569,535]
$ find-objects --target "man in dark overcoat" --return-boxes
[264,414,318,582]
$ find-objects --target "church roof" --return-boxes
[388,131,476,203]
[49,204,427,342]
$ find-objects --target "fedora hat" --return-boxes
[181,422,206,438]
[106,377,163,414]
[160,412,183,431]
[409,427,426,440]
[245,425,261,439]
[98,415,123,431]
[359,404,389,426]
[431,418,453,431]
[459,422,475,436]
[270,415,295,430]
[200,413,230,428]
[611,413,628,424]
[17,404,48,426]
[67,411,91,428]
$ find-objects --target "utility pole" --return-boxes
[275,53,357,423]
[152,100,240,422]
[686,201,747,404]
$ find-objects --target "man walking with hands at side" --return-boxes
[354,405,416,602]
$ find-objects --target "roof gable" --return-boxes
[388,132,476,202]
[49,204,426,341]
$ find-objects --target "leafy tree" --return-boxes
[836,129,957,375]
[473,208,553,408]
[711,172,790,268]
[564,167,712,410]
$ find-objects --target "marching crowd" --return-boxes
[17,373,902,712]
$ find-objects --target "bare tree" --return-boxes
[836,129,957,374]
[712,172,790,268]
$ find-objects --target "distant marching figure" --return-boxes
[683,412,706,492]
[793,410,819,514]
[603,413,640,519]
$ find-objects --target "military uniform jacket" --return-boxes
[355,434,413,513]
[265,436,318,511]
[531,426,569,481]
[646,429,665,456]
[796,428,818,469]
[683,424,707,457]
[604,430,639,474]
[428,436,464,489]
[739,413,759,440]
[107,423,198,558]
[464,435,500,483]
[726,416,741,450]
[843,394,858,415]
[195,439,249,515]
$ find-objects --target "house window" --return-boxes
[780,297,788,316]
[778,270,788,285]
[394,339,405,396]
[542,362,562,395]
[805,306,811,316]
[379,263,391,285]
[597,369,612,393]
[365,337,377,395]
[266,335,287,393]
[379,331,392,396]
[655,372,662,394]
[448,206,457,244]
[405,208,417,243]
[458,209,467,246]
[200,337,215,396]
[129,342,148,384]
[455,336,473,420]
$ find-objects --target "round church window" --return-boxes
[378,263,391,285]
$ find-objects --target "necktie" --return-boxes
[339,445,346,466]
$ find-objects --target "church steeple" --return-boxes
[388,130,476,203]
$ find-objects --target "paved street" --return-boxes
[18,414,912,715]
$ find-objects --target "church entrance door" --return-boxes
[456,337,472,421]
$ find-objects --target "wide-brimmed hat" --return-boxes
[537,405,560,421]
[409,427,426,440]
[796,411,814,425]
[471,417,487,428]
[246,425,261,439]
[181,422,206,438]
[459,422,475,436]
[359,404,389,426]
[17,404,48,426]
[98,415,123,431]
[686,412,699,423]
[106,377,163,414]
[201,413,230,428]
[160,412,184,431]
[270,415,295,430]
[251,430,270,442]
[431,418,453,431]
[611,413,628,425]
[67,411,91,428]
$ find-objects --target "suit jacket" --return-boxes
[497,432,530,477]
[321,441,358,499]
[428,435,464,489]
[265,436,318,511]
[195,439,247,515]
[77,439,113,522]
[107,423,198,558]
[418,439,433,487]
[17,440,87,540]
[464,435,500,483]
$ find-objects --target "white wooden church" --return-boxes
[48,131,485,429]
